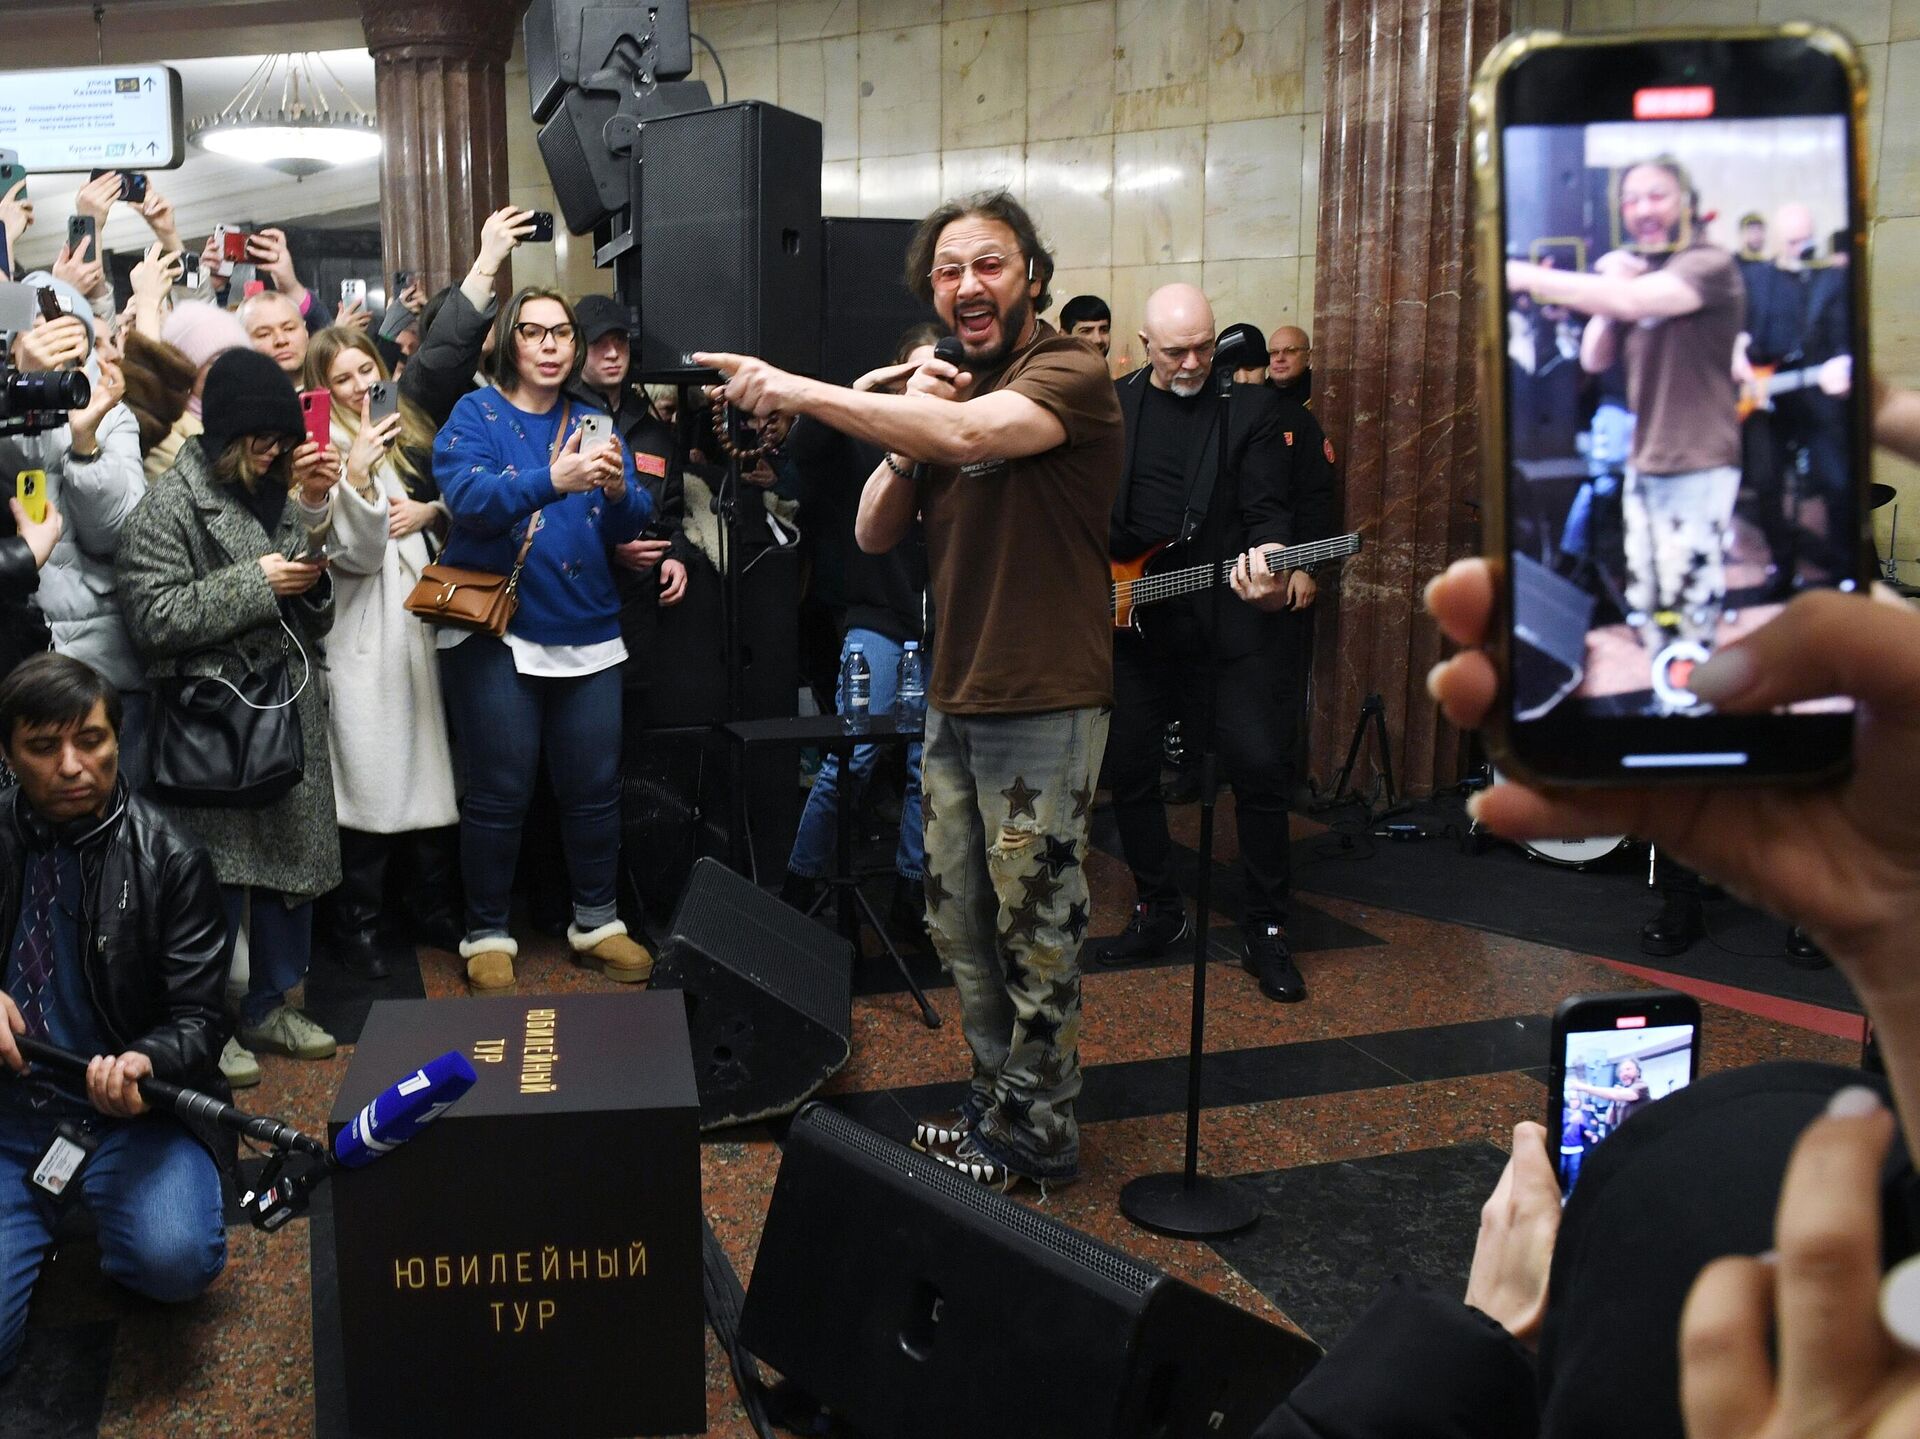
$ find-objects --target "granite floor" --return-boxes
[0,797,1862,1438]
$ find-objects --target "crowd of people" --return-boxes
[7,162,1920,1439]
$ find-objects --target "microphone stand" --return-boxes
[12,1033,333,1231]
[1118,359,1260,1240]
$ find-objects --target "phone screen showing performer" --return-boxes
[1481,30,1868,783]
[1548,989,1700,1196]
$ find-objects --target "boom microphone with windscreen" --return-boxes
[333,1050,479,1169]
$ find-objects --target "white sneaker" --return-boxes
[220,1035,262,1088]
[239,1005,338,1060]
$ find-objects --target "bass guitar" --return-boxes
[1737,356,1847,421]
[1110,532,1362,631]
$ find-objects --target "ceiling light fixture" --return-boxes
[189,52,380,179]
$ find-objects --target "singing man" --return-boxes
[0,655,230,1376]
[696,189,1122,1195]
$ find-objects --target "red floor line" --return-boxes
[1589,956,1866,1042]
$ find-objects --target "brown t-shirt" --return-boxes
[1621,243,1746,476]
[921,322,1124,714]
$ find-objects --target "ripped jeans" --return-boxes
[920,704,1110,1179]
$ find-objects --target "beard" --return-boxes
[1170,372,1207,397]
[956,288,1034,371]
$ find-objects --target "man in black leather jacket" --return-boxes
[0,653,229,1379]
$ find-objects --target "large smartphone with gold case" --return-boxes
[1469,26,1870,785]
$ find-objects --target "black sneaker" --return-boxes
[1242,923,1305,1002]
[1639,893,1704,957]
[1097,903,1190,967]
[934,1134,1075,1197]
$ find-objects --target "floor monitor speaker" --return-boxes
[741,1105,1321,1438]
[653,858,852,1129]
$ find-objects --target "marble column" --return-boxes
[1308,0,1508,797]
[359,0,522,302]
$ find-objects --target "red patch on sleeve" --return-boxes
[1324,438,1337,464]
[634,452,668,478]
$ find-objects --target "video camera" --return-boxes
[0,281,90,438]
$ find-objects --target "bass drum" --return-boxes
[1487,769,1629,867]
[1522,834,1629,867]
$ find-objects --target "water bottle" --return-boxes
[895,641,926,724]
[841,644,871,733]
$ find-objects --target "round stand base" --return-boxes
[1119,1171,1260,1239]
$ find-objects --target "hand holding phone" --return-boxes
[341,278,367,310]
[1473,27,1868,785]
[66,215,96,260]
[528,211,555,243]
[299,390,333,452]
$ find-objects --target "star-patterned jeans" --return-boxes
[920,704,1110,1180]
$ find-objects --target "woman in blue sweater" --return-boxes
[432,288,653,993]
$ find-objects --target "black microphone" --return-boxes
[1212,322,1264,374]
[13,1033,329,1159]
[933,336,967,369]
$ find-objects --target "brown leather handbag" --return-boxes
[403,401,568,637]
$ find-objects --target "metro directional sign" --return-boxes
[0,65,185,171]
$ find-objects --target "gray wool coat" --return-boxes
[115,438,343,901]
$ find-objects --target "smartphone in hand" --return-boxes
[341,278,367,310]
[299,390,332,452]
[15,470,48,525]
[0,149,28,199]
[528,211,555,243]
[1548,989,1700,1196]
[577,413,614,454]
[1471,27,1868,785]
[367,381,401,427]
[66,214,96,259]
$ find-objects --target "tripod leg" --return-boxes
[852,885,941,1028]
[1369,697,1399,808]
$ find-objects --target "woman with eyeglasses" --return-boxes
[431,288,654,994]
[117,348,346,1086]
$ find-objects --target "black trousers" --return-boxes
[1107,610,1298,927]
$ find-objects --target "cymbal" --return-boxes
[1872,483,1898,510]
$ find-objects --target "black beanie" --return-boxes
[198,348,306,464]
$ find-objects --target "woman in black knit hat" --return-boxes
[116,348,345,1088]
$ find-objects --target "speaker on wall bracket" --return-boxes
[626,100,824,382]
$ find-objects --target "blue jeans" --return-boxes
[788,628,925,881]
[0,1109,225,1377]
[223,887,313,1029]
[439,636,623,939]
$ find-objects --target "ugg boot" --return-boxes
[567,919,653,984]
[459,934,518,993]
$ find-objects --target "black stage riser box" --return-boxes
[740,1105,1322,1439]
[821,216,936,387]
[326,994,704,1437]
[632,101,823,381]
[653,857,852,1130]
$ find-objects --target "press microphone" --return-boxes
[933,336,967,369]
[333,1050,478,1169]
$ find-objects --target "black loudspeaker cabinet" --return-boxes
[653,858,852,1130]
[631,101,823,381]
[821,216,935,387]
[525,0,695,123]
[741,1106,1322,1439]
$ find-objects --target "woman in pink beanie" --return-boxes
[147,302,248,479]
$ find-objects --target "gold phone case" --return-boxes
[1466,23,1871,787]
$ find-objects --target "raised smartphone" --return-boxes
[367,380,400,427]
[66,214,96,260]
[15,470,48,525]
[1471,26,1869,784]
[299,390,332,452]
[577,413,614,453]
[340,278,367,311]
[89,168,148,203]
[528,211,555,243]
[0,149,25,199]
[1548,989,1700,1195]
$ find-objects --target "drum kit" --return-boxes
[1478,768,1633,869]
[1871,482,1920,601]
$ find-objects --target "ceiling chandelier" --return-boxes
[188,52,380,179]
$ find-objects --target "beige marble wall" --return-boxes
[686,0,1322,372]
[1511,0,1920,557]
